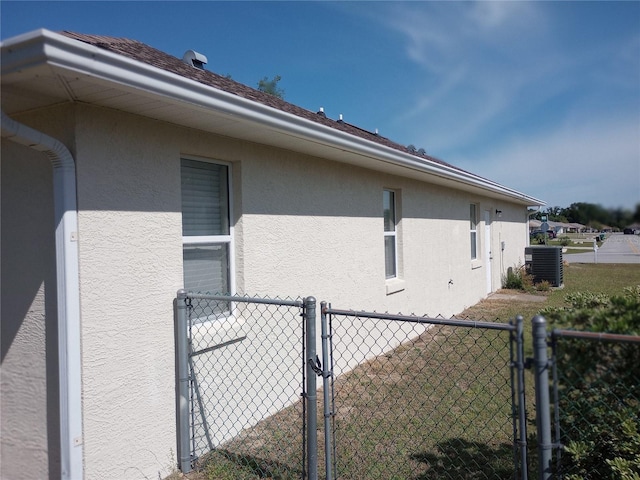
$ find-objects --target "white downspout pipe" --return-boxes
[1,110,83,480]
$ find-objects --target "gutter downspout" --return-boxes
[1,110,83,480]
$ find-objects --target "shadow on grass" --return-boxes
[198,449,302,480]
[410,438,516,480]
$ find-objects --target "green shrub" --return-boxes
[533,233,546,244]
[559,236,571,247]
[501,264,534,291]
[502,266,524,290]
[535,280,551,292]
[542,286,640,479]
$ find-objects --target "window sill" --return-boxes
[189,312,247,349]
[386,278,405,295]
[471,259,483,270]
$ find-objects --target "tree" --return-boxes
[634,204,640,223]
[533,202,637,229]
[539,206,568,223]
[257,75,285,99]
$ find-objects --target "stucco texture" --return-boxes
[73,108,183,479]
[1,140,60,480]
[239,148,528,317]
[2,104,529,479]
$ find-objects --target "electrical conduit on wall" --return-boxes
[1,110,83,480]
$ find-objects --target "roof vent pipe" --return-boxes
[182,50,207,69]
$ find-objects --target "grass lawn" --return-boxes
[168,264,640,480]
[563,247,593,254]
[468,263,640,323]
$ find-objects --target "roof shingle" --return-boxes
[61,31,465,173]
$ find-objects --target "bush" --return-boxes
[542,286,640,479]
[559,236,571,247]
[501,264,534,291]
[502,266,523,289]
[533,233,546,244]
[535,280,551,292]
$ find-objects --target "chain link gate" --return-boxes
[175,291,319,478]
[319,305,528,480]
[174,295,530,479]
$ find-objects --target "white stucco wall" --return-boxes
[1,140,60,480]
[239,150,528,317]
[72,108,183,479]
[2,104,530,479]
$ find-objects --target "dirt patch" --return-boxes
[488,290,549,303]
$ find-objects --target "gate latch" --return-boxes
[309,356,323,376]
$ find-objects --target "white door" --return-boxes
[484,210,492,294]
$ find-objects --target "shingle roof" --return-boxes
[60,31,464,173]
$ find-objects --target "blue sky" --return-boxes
[2,1,639,210]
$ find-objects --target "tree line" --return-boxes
[532,202,640,230]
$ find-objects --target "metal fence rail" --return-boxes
[322,306,525,480]
[548,327,640,480]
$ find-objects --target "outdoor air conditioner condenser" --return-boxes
[524,246,564,287]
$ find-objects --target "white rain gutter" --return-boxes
[2,29,544,206]
[1,110,83,480]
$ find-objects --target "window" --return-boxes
[181,158,232,300]
[383,190,397,279]
[470,203,478,260]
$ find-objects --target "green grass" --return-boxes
[563,247,593,254]
[476,263,640,323]
[327,324,515,479]
[171,264,640,480]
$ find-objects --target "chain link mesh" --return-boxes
[187,295,306,478]
[326,311,518,480]
[178,294,639,479]
[550,333,640,479]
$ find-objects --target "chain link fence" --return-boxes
[549,329,640,479]
[175,292,309,478]
[322,307,524,480]
[173,292,638,480]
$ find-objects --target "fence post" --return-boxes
[320,302,333,480]
[515,315,528,480]
[175,289,191,474]
[532,315,552,480]
[304,297,318,480]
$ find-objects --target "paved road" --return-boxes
[564,233,640,264]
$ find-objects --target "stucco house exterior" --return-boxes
[1,29,543,480]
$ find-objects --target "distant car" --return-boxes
[531,229,556,239]
[623,228,634,235]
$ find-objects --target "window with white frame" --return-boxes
[181,158,232,302]
[470,203,478,260]
[383,189,398,279]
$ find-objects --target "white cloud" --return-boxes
[343,2,640,209]
[451,115,640,209]
[468,1,527,29]
[372,2,566,148]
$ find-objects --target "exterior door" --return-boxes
[484,210,492,294]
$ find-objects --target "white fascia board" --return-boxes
[2,29,545,206]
